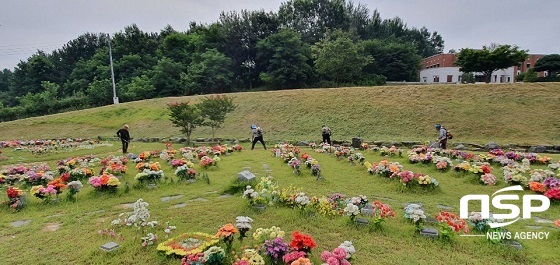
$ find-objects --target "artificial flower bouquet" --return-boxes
[88,173,120,192]
[404,203,426,231]
[6,186,26,210]
[158,232,219,257]
[435,211,469,241]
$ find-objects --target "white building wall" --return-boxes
[419,67,516,84]
[419,67,462,84]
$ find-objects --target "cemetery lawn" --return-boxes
[0,83,559,144]
[1,142,560,265]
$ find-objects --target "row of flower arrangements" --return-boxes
[271,144,321,178]
[2,144,243,211]
[307,143,440,190]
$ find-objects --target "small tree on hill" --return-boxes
[199,95,236,140]
[455,44,528,83]
[167,102,204,144]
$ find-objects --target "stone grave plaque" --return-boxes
[420,228,439,238]
[504,240,522,250]
[356,218,370,225]
[237,170,256,182]
[100,242,120,252]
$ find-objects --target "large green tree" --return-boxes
[534,54,560,77]
[185,49,235,94]
[361,39,421,81]
[455,44,528,83]
[256,29,313,89]
[312,30,371,84]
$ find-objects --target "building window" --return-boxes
[494,75,497,82]
[517,70,520,75]
[447,75,453,82]
[526,63,531,68]
[507,76,511,82]
[436,63,440,68]
[544,71,548,77]
[423,77,427,82]
[433,76,439,82]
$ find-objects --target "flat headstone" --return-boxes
[420,228,439,238]
[186,179,197,184]
[534,217,554,224]
[218,194,233,199]
[191,197,209,202]
[100,242,120,252]
[206,191,218,194]
[42,223,60,232]
[237,170,256,182]
[503,240,522,250]
[262,164,269,169]
[161,195,184,202]
[361,208,374,217]
[356,218,370,225]
[437,204,453,210]
[11,219,31,227]
[115,203,135,209]
[172,203,187,208]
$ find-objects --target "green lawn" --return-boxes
[1,142,559,265]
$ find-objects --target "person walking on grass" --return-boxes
[250,124,266,150]
[321,125,332,145]
[116,124,130,154]
[435,124,447,149]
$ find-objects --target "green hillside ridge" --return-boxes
[1,83,559,145]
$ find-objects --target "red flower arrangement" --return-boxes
[481,165,491,174]
[544,187,560,201]
[289,231,316,253]
[435,211,469,233]
[7,186,23,199]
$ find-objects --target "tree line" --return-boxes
[0,0,445,122]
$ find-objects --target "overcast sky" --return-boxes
[1,0,559,70]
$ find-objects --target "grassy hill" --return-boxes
[1,83,559,145]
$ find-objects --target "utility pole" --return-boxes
[108,34,119,104]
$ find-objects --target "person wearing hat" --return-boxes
[321,125,332,145]
[250,124,266,150]
[435,124,447,149]
[116,124,130,154]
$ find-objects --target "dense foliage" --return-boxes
[0,0,444,121]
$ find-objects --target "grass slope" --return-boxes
[1,83,559,144]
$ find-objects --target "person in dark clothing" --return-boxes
[116,124,130,153]
[435,124,447,149]
[321,125,332,145]
[250,124,266,150]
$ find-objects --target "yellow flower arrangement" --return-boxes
[157,232,218,257]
